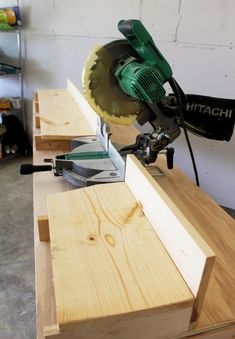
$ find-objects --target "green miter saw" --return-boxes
[21,20,234,186]
[83,19,182,165]
[83,19,234,167]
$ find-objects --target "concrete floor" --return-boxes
[0,156,35,339]
[0,156,234,339]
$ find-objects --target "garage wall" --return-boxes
[4,0,235,208]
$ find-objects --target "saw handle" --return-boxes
[118,19,172,80]
[166,148,174,170]
[20,164,52,175]
[159,148,174,169]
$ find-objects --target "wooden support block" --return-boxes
[35,101,39,114]
[35,115,41,129]
[45,182,195,338]
[35,135,70,151]
[33,100,39,115]
[37,216,50,242]
[125,155,215,322]
[44,307,194,339]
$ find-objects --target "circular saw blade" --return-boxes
[82,40,146,125]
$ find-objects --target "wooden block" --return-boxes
[35,135,70,151]
[46,182,194,338]
[37,88,96,140]
[33,100,39,114]
[35,101,39,114]
[35,115,41,129]
[125,155,215,322]
[37,216,50,242]
[44,308,194,339]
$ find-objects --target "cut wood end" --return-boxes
[37,215,50,242]
[44,324,59,336]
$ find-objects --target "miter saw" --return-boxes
[21,20,234,186]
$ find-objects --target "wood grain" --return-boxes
[35,135,70,151]
[33,137,235,339]
[46,182,194,337]
[44,307,193,339]
[67,79,98,133]
[176,321,235,338]
[125,154,215,322]
[32,80,235,338]
[155,157,235,330]
[37,89,95,139]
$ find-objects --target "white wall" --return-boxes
[15,0,235,208]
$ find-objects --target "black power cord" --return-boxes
[169,77,200,187]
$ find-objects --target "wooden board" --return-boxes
[46,182,194,338]
[32,81,235,338]
[125,155,215,323]
[44,307,193,339]
[66,79,98,133]
[176,321,235,338]
[33,141,235,339]
[37,88,95,140]
[34,79,138,151]
[37,216,50,242]
[154,157,235,330]
[34,135,71,151]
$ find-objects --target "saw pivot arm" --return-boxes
[120,132,174,168]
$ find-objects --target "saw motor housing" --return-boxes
[115,20,172,105]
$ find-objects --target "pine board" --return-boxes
[37,88,95,139]
[125,155,215,323]
[46,182,194,337]
[154,157,235,330]
[33,143,235,339]
[32,79,235,338]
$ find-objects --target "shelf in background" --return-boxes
[0,27,20,33]
[0,71,22,78]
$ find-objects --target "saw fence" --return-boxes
[33,80,235,339]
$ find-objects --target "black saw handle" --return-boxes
[166,148,174,169]
[20,164,52,175]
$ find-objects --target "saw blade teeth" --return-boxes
[82,42,142,125]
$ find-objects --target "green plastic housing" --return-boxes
[115,20,173,104]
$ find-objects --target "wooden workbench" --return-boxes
[33,122,235,338]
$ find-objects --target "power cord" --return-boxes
[169,77,200,187]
